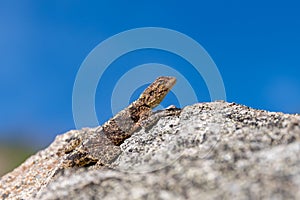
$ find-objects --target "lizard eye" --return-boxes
[149,91,154,96]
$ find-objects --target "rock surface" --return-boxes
[1,101,300,200]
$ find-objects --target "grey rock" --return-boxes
[1,101,300,200]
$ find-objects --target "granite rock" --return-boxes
[1,101,300,200]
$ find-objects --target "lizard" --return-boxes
[60,76,181,169]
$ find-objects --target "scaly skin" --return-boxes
[102,76,177,145]
[61,76,178,168]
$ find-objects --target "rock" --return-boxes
[1,101,300,200]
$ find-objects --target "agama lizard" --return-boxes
[61,76,181,169]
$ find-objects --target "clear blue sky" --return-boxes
[0,1,299,148]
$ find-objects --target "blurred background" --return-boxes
[0,1,299,176]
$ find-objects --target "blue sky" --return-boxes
[0,1,299,148]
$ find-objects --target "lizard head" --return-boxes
[139,76,177,108]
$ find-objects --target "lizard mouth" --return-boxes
[159,76,177,89]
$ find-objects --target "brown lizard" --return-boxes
[60,76,181,169]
